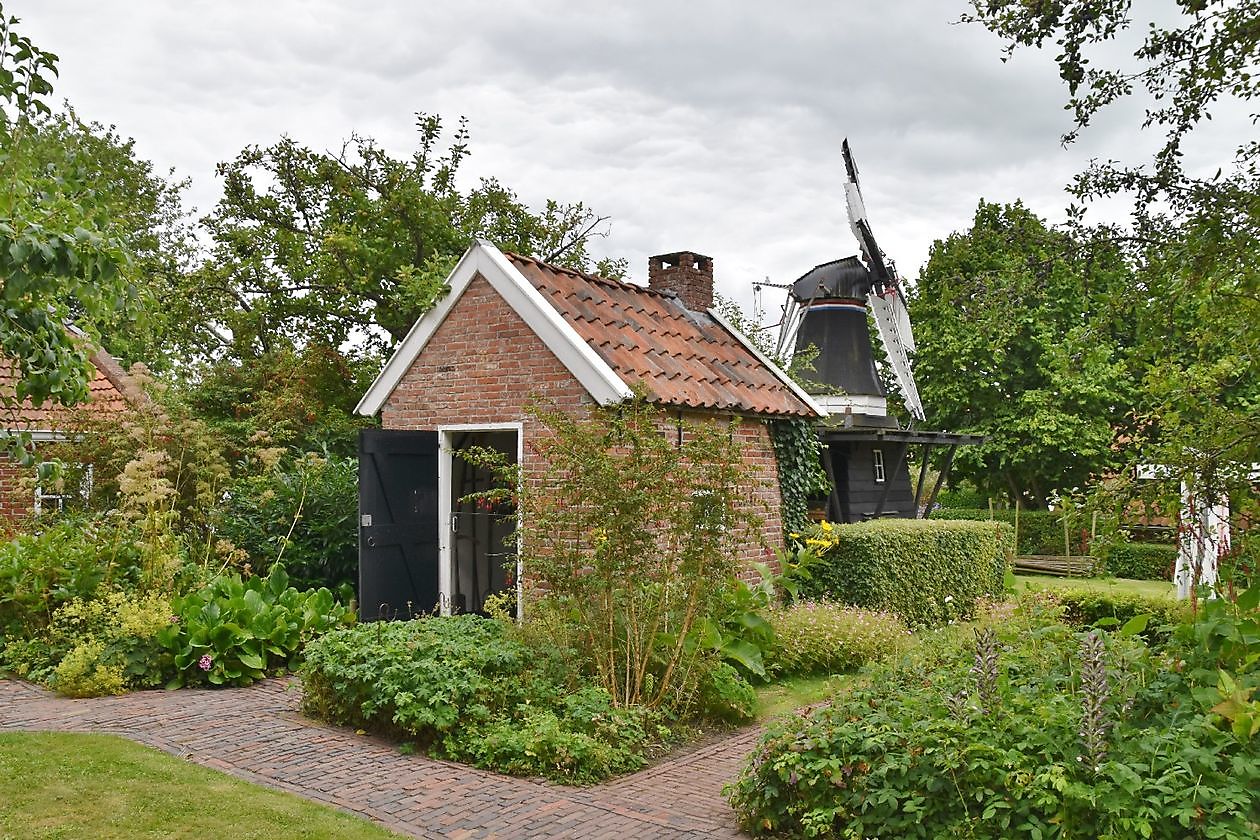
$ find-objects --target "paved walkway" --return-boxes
[0,677,756,839]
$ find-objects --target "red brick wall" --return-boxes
[0,457,33,524]
[382,274,591,430]
[381,272,786,572]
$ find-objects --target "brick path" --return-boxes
[0,677,756,839]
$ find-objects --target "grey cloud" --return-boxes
[19,0,1247,327]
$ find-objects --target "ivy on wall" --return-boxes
[769,418,831,535]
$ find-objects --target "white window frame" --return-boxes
[437,422,524,621]
[34,462,93,515]
[873,448,886,483]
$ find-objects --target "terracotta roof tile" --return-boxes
[0,349,144,431]
[507,253,816,417]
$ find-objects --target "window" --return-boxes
[690,488,727,532]
[34,463,92,515]
[873,449,885,483]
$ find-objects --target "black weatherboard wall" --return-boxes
[358,429,439,620]
[825,440,915,522]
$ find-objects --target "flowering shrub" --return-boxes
[3,590,174,695]
[301,615,661,783]
[727,596,1260,838]
[792,518,1012,627]
[764,602,910,677]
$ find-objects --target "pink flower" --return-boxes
[198,654,213,671]
[169,615,181,624]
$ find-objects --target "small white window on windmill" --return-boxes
[873,449,885,483]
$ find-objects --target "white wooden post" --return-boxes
[1175,481,1229,600]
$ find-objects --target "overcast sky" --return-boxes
[18,1,1250,325]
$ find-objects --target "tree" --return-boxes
[965,0,1259,557]
[910,200,1136,507]
[963,0,1259,227]
[182,343,377,460]
[0,7,144,444]
[20,112,194,371]
[183,116,627,362]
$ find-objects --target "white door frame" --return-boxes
[438,422,524,620]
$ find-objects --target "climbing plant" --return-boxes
[769,418,830,535]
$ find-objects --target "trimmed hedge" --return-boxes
[1052,588,1186,631]
[928,507,1096,556]
[796,519,1013,627]
[1105,542,1177,581]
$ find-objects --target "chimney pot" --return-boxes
[647,250,714,311]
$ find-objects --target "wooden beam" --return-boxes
[913,442,932,517]
[923,444,958,514]
[819,443,843,522]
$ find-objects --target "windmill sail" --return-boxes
[868,288,924,420]
[841,140,924,422]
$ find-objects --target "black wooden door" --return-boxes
[358,429,439,621]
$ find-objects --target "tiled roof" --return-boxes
[0,349,142,430]
[506,253,816,417]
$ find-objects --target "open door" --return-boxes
[358,429,439,621]
[444,429,518,615]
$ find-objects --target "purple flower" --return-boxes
[198,654,213,672]
[169,615,181,624]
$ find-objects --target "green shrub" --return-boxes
[160,564,354,688]
[933,484,989,509]
[214,456,358,591]
[1052,588,1187,631]
[1104,542,1177,580]
[727,602,1259,838]
[795,519,1012,627]
[929,507,1097,556]
[0,515,147,645]
[702,568,778,682]
[697,661,758,723]
[300,615,659,783]
[765,602,910,677]
[467,686,655,783]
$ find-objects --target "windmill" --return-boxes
[768,140,980,522]
[774,139,922,423]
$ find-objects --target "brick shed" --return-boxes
[354,241,822,619]
[0,343,148,522]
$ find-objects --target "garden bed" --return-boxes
[726,587,1259,838]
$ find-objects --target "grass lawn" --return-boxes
[0,732,400,840]
[754,673,849,720]
[1014,573,1176,600]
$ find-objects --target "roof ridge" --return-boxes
[504,251,677,300]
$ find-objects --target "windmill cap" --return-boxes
[790,256,871,301]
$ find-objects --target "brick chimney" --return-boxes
[648,251,714,311]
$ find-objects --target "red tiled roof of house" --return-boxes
[0,348,145,430]
[506,253,816,417]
